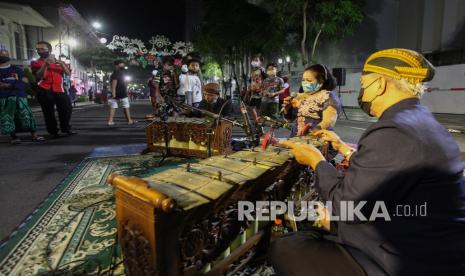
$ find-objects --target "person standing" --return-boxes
[102,85,110,105]
[178,57,202,107]
[279,76,290,109]
[69,85,77,107]
[148,70,161,113]
[155,56,179,102]
[261,63,285,119]
[107,60,134,126]
[31,41,74,138]
[245,54,266,122]
[88,87,93,102]
[0,44,44,143]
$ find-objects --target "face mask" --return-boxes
[181,65,188,73]
[357,78,380,117]
[357,88,372,116]
[251,61,260,67]
[38,52,50,59]
[302,81,322,94]
[0,56,10,63]
[267,70,276,76]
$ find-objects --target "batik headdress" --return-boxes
[363,48,435,85]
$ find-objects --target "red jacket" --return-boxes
[279,84,290,102]
[31,59,69,93]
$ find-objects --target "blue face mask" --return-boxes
[302,81,322,93]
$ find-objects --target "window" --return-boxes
[14,32,23,60]
[25,27,34,59]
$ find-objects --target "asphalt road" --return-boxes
[0,100,463,240]
[0,101,150,240]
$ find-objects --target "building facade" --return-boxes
[0,2,52,64]
[0,2,102,96]
[291,0,465,114]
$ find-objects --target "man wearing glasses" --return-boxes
[272,49,465,275]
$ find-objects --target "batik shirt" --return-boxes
[156,70,178,97]
[0,65,26,98]
[262,76,284,103]
[296,90,341,119]
[250,67,265,99]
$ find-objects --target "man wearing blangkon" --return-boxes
[272,49,465,275]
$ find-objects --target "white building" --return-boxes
[0,2,52,63]
[0,2,102,95]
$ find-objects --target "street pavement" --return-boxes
[0,100,464,240]
[0,101,150,240]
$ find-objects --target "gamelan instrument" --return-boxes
[108,136,329,276]
[145,116,233,158]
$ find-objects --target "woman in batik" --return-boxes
[282,64,341,136]
[0,44,44,143]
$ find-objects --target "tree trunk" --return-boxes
[301,0,309,66]
[244,52,248,79]
[311,24,325,62]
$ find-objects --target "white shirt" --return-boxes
[178,74,202,103]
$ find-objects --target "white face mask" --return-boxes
[251,61,260,67]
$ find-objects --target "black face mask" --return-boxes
[357,88,373,116]
[357,78,380,117]
[0,56,10,64]
[38,52,50,59]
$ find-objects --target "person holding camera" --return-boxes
[31,41,75,138]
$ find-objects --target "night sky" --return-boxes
[13,0,187,42]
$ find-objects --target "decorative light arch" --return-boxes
[106,35,194,68]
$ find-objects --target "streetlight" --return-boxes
[124,66,128,70]
[99,37,107,44]
[278,58,284,72]
[92,21,102,29]
[286,56,291,74]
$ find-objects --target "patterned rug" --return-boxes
[0,153,194,276]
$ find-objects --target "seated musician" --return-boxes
[196,83,232,117]
[272,49,465,275]
[282,64,341,136]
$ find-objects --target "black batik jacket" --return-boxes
[316,98,465,275]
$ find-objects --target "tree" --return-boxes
[264,0,364,65]
[202,61,223,81]
[73,46,119,72]
[195,0,296,89]
[195,0,364,90]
